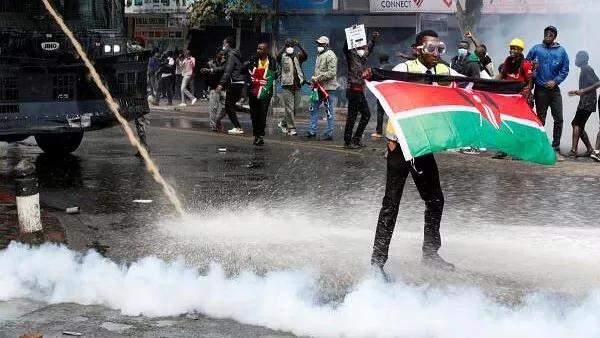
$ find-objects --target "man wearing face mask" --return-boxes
[277,39,307,136]
[372,30,462,278]
[527,25,569,159]
[343,30,379,149]
[217,37,245,135]
[306,36,338,140]
[450,40,470,75]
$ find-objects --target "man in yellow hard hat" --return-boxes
[492,38,534,159]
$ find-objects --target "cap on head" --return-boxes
[509,38,525,50]
[316,36,329,45]
[544,25,558,36]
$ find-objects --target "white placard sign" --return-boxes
[345,24,367,50]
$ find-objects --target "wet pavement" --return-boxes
[1,107,600,337]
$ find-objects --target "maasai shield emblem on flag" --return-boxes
[366,70,556,165]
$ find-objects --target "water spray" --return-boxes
[41,0,184,216]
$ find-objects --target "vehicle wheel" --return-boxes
[35,132,83,155]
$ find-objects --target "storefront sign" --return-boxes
[125,0,191,15]
[482,0,583,14]
[261,0,333,10]
[370,0,456,13]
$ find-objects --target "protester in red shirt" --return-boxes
[498,38,534,101]
[493,38,534,159]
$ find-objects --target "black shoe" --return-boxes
[422,253,455,271]
[255,136,264,146]
[305,132,317,139]
[321,136,333,141]
[344,143,360,149]
[252,137,259,145]
[353,141,367,148]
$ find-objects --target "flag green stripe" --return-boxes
[395,110,556,165]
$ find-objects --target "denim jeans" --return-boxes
[309,90,337,137]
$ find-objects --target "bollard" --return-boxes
[14,160,43,235]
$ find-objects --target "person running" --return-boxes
[217,37,246,135]
[492,38,534,159]
[567,51,600,160]
[178,49,197,107]
[306,36,338,140]
[527,26,569,160]
[277,39,307,136]
[372,30,461,278]
[372,54,395,139]
[202,51,227,132]
[247,42,277,146]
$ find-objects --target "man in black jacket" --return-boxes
[343,30,379,149]
[216,37,245,135]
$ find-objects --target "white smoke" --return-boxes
[1,242,600,337]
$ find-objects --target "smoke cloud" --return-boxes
[1,242,599,337]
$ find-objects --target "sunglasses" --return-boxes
[417,41,446,55]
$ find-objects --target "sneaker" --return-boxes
[344,143,360,149]
[555,150,565,162]
[460,147,480,155]
[371,132,383,139]
[352,141,367,148]
[322,136,333,141]
[305,132,317,139]
[256,136,264,146]
[288,129,298,136]
[191,98,197,105]
[422,253,455,271]
[590,150,600,162]
[277,121,288,134]
[567,150,578,158]
[178,103,187,107]
[228,128,244,135]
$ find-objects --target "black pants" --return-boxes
[376,101,385,135]
[344,90,371,145]
[534,86,563,149]
[249,95,271,137]
[371,143,445,267]
[159,76,174,104]
[222,83,243,129]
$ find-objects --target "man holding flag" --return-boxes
[371,30,459,274]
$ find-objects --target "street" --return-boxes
[1,106,600,337]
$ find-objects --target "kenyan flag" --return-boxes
[250,67,275,100]
[366,70,556,165]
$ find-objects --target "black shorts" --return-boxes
[572,109,593,127]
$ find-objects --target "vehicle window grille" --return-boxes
[53,74,76,100]
[117,71,139,96]
[0,77,18,101]
[0,104,19,113]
